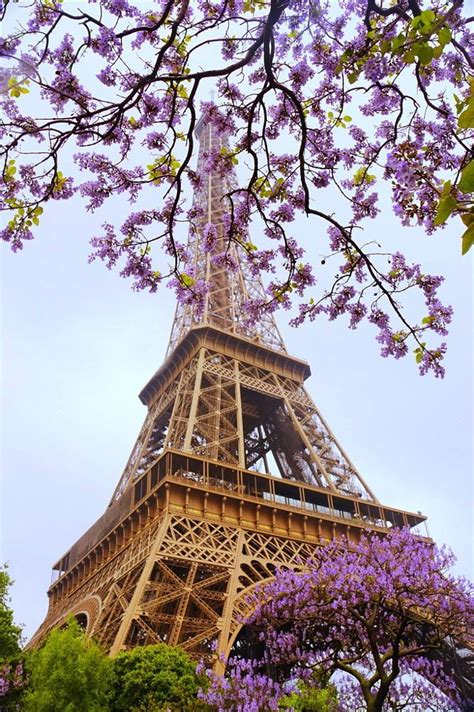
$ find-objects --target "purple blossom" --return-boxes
[199,656,283,711]
[327,286,356,321]
[0,661,26,701]
[97,67,117,87]
[348,301,367,328]
[0,223,34,252]
[169,276,209,319]
[211,251,238,271]
[289,59,314,89]
[202,222,218,253]
[204,529,473,711]
[90,27,121,60]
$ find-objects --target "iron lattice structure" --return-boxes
[30,117,427,667]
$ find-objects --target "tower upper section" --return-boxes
[167,115,286,355]
[108,113,380,504]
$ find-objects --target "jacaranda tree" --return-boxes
[1,0,472,376]
[199,528,474,711]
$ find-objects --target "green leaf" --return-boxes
[461,212,474,227]
[353,168,365,186]
[438,27,452,45]
[348,72,358,84]
[392,331,406,343]
[420,9,436,24]
[402,50,416,64]
[353,167,376,186]
[458,161,474,194]
[458,107,474,129]
[417,44,434,66]
[392,34,405,51]
[181,273,195,288]
[413,346,425,364]
[461,223,474,255]
[434,195,457,225]
[440,180,452,197]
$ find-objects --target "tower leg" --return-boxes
[109,513,171,655]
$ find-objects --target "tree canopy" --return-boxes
[4,622,207,712]
[0,566,25,710]
[200,528,474,711]
[0,566,22,661]
[1,0,472,376]
[109,643,209,711]
[24,618,111,712]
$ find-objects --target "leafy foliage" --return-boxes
[279,677,339,711]
[24,619,111,712]
[0,0,472,376]
[2,617,206,712]
[109,643,209,711]
[0,566,22,660]
[201,529,474,711]
[0,565,26,709]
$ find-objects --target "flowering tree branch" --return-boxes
[1,0,472,376]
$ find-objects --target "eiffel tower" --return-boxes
[29,115,427,668]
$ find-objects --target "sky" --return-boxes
[1,1,473,644]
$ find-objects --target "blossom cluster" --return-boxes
[200,528,473,711]
[0,661,26,701]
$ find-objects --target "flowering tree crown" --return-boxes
[1,0,473,376]
[200,528,474,711]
